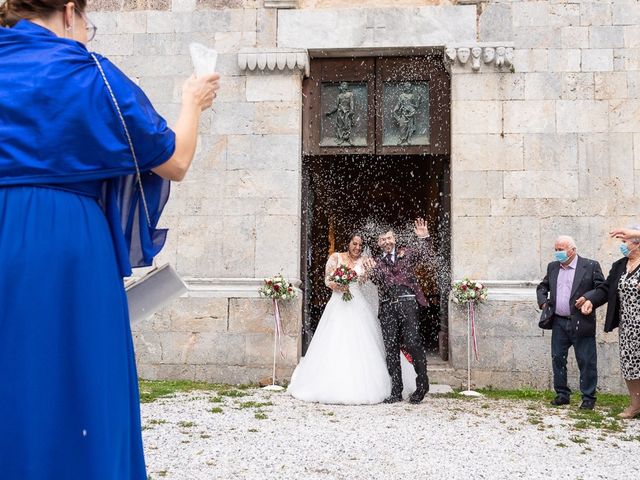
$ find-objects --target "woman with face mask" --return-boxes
[0,1,219,478]
[581,227,640,419]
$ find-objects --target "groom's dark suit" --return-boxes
[370,238,431,399]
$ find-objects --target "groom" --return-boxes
[364,219,431,404]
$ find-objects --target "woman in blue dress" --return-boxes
[0,1,219,478]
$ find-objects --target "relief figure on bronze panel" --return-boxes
[325,82,355,145]
[393,82,421,145]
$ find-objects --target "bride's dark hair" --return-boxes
[346,232,366,252]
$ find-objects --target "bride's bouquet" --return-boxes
[329,265,358,302]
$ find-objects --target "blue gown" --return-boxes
[0,21,176,479]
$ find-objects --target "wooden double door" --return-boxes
[301,54,451,359]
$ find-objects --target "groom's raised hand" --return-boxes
[414,218,430,238]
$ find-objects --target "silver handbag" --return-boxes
[92,54,187,323]
[124,264,187,323]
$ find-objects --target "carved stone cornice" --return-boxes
[183,278,302,298]
[264,0,298,8]
[445,44,515,72]
[237,48,309,76]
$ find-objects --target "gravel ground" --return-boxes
[142,388,640,480]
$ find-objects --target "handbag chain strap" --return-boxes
[91,53,152,227]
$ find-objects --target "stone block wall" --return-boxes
[448,1,639,393]
[134,296,302,383]
[452,0,640,282]
[84,0,640,392]
[87,0,303,383]
[448,286,626,393]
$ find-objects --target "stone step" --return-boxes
[427,384,454,395]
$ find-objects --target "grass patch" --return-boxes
[209,396,223,403]
[218,389,248,398]
[200,434,211,439]
[138,380,259,403]
[601,420,623,432]
[248,428,259,432]
[477,386,553,402]
[139,380,222,403]
[474,387,631,433]
[147,419,167,425]
[177,421,196,428]
[210,407,223,414]
[255,412,268,420]
[238,401,273,409]
[573,420,589,430]
[569,436,587,444]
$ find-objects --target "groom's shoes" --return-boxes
[409,376,430,404]
[408,389,427,404]
[383,394,402,404]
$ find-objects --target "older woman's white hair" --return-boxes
[628,225,640,244]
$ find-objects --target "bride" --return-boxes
[288,233,415,405]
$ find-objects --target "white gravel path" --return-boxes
[142,388,640,480]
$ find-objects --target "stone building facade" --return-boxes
[88,0,640,392]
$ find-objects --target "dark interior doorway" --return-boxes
[301,154,450,357]
[300,53,451,359]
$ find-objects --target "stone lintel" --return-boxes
[237,48,309,76]
[264,0,298,8]
[277,6,477,50]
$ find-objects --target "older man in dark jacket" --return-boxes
[536,235,604,410]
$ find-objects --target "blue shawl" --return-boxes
[0,20,176,276]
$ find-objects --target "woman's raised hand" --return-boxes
[610,228,640,241]
[182,73,220,111]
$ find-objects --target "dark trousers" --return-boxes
[551,317,597,401]
[379,299,428,397]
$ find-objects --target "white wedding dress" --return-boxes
[288,254,416,405]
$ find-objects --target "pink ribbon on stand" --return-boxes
[273,299,285,360]
[469,301,479,361]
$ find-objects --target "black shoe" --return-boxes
[550,396,570,406]
[383,395,402,404]
[409,389,427,404]
[579,399,596,410]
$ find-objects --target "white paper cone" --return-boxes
[189,42,218,77]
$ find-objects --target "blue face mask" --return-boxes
[554,250,568,263]
[620,243,631,257]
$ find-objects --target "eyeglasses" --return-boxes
[80,12,97,42]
